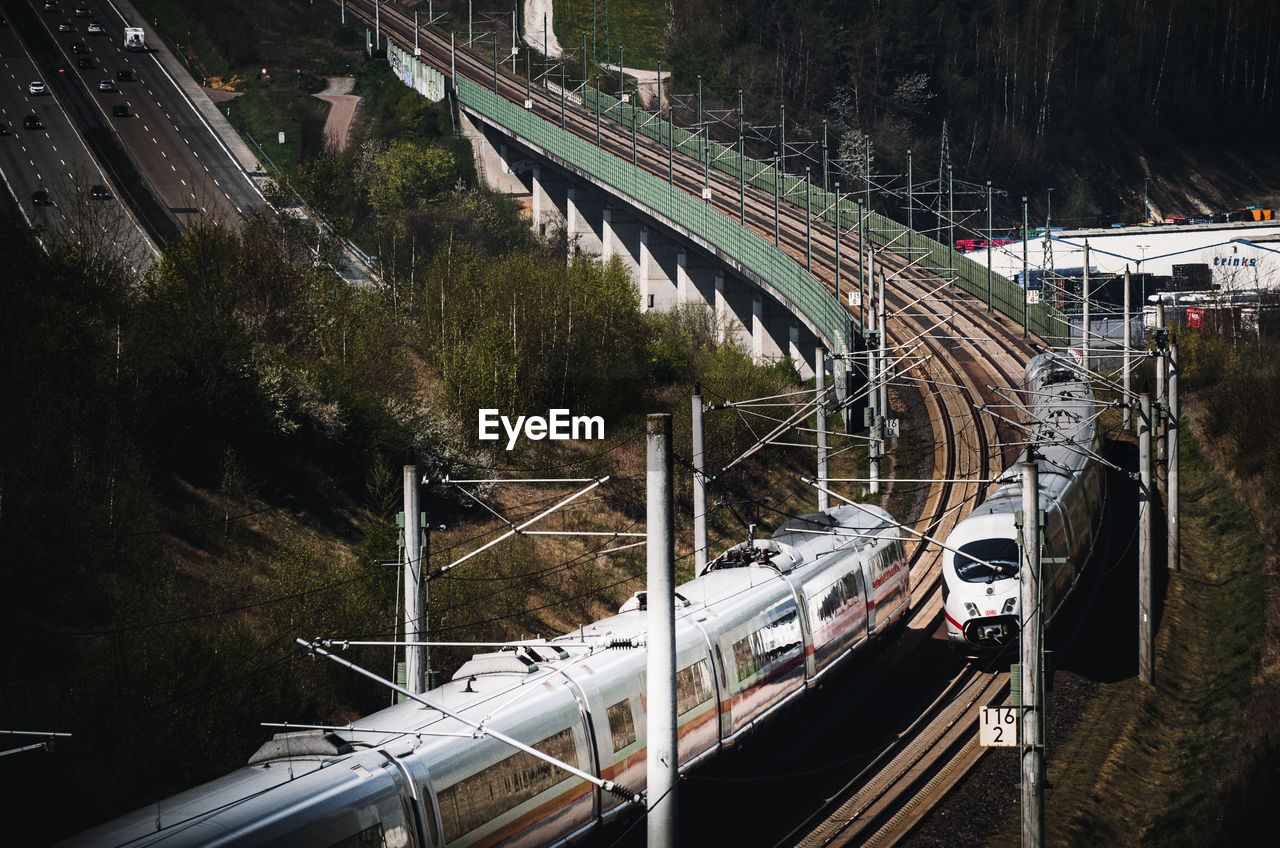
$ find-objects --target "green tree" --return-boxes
[369,141,456,211]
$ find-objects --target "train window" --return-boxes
[732,612,803,683]
[954,538,1020,582]
[732,635,757,682]
[713,643,729,689]
[607,699,637,752]
[418,789,441,848]
[436,727,580,843]
[675,660,713,715]
[816,570,862,621]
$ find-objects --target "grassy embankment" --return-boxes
[986,335,1278,846]
[551,0,670,69]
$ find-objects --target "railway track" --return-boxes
[334,3,1038,843]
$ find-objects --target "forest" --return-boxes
[661,0,1280,224]
[4,0,1279,841]
[0,179,816,834]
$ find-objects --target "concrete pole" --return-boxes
[816,348,829,511]
[1139,393,1154,685]
[646,414,678,848]
[1123,266,1133,431]
[1168,341,1180,572]
[403,466,425,694]
[692,386,708,574]
[1082,241,1091,370]
[1019,461,1043,848]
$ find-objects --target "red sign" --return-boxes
[1186,307,1204,328]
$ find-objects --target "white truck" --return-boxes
[124,27,146,51]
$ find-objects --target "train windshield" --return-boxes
[954,538,1020,582]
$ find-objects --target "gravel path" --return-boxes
[523,0,562,57]
[315,77,360,151]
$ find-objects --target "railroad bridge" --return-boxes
[372,17,1068,385]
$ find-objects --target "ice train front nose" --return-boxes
[944,591,1020,649]
[941,522,1022,651]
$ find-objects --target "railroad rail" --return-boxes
[334,2,1039,843]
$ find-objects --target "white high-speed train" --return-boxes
[942,351,1105,652]
[66,504,908,848]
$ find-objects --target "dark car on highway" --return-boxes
[111,103,129,117]
[24,114,42,129]
[32,189,51,206]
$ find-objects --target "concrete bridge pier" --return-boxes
[713,273,751,351]
[639,226,679,311]
[601,206,641,282]
[566,186,605,258]
[530,166,566,237]
[752,294,787,365]
[455,114,840,378]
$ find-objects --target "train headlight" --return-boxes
[1002,597,1017,614]
[964,602,980,617]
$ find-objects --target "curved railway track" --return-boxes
[336,3,1038,843]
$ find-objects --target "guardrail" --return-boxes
[455,76,852,353]
[580,86,1066,347]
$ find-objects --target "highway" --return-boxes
[1,0,264,252]
[0,12,153,266]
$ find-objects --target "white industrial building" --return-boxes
[965,219,1280,294]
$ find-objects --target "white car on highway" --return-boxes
[28,81,47,96]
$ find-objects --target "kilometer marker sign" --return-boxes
[979,706,1018,747]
